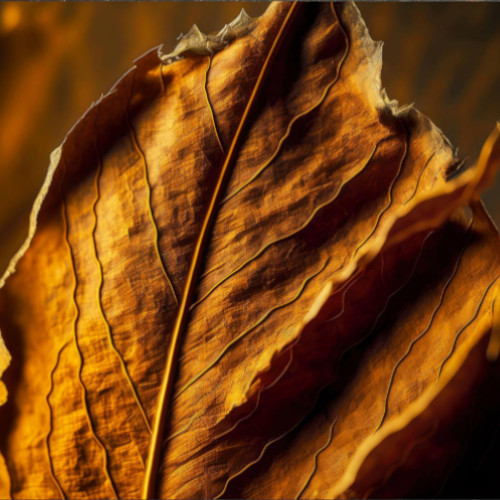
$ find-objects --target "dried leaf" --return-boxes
[0,3,499,499]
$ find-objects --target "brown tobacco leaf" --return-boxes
[0,2,499,499]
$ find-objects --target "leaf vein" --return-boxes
[127,72,178,306]
[192,137,390,312]
[164,339,296,463]
[220,2,349,206]
[92,105,152,435]
[375,218,474,432]
[437,276,499,379]
[175,257,330,400]
[212,381,331,500]
[61,156,118,499]
[143,5,301,498]
[352,125,409,261]
[294,416,338,499]
[44,340,70,500]
[403,152,435,207]
[204,55,225,155]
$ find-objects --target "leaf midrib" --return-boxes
[141,3,300,498]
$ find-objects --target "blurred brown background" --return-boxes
[0,1,499,276]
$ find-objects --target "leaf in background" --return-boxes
[0,2,499,499]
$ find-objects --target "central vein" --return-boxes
[141,4,300,498]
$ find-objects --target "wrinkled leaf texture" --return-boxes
[0,2,500,499]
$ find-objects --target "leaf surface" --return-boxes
[0,2,499,499]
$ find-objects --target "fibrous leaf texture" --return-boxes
[0,3,499,499]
